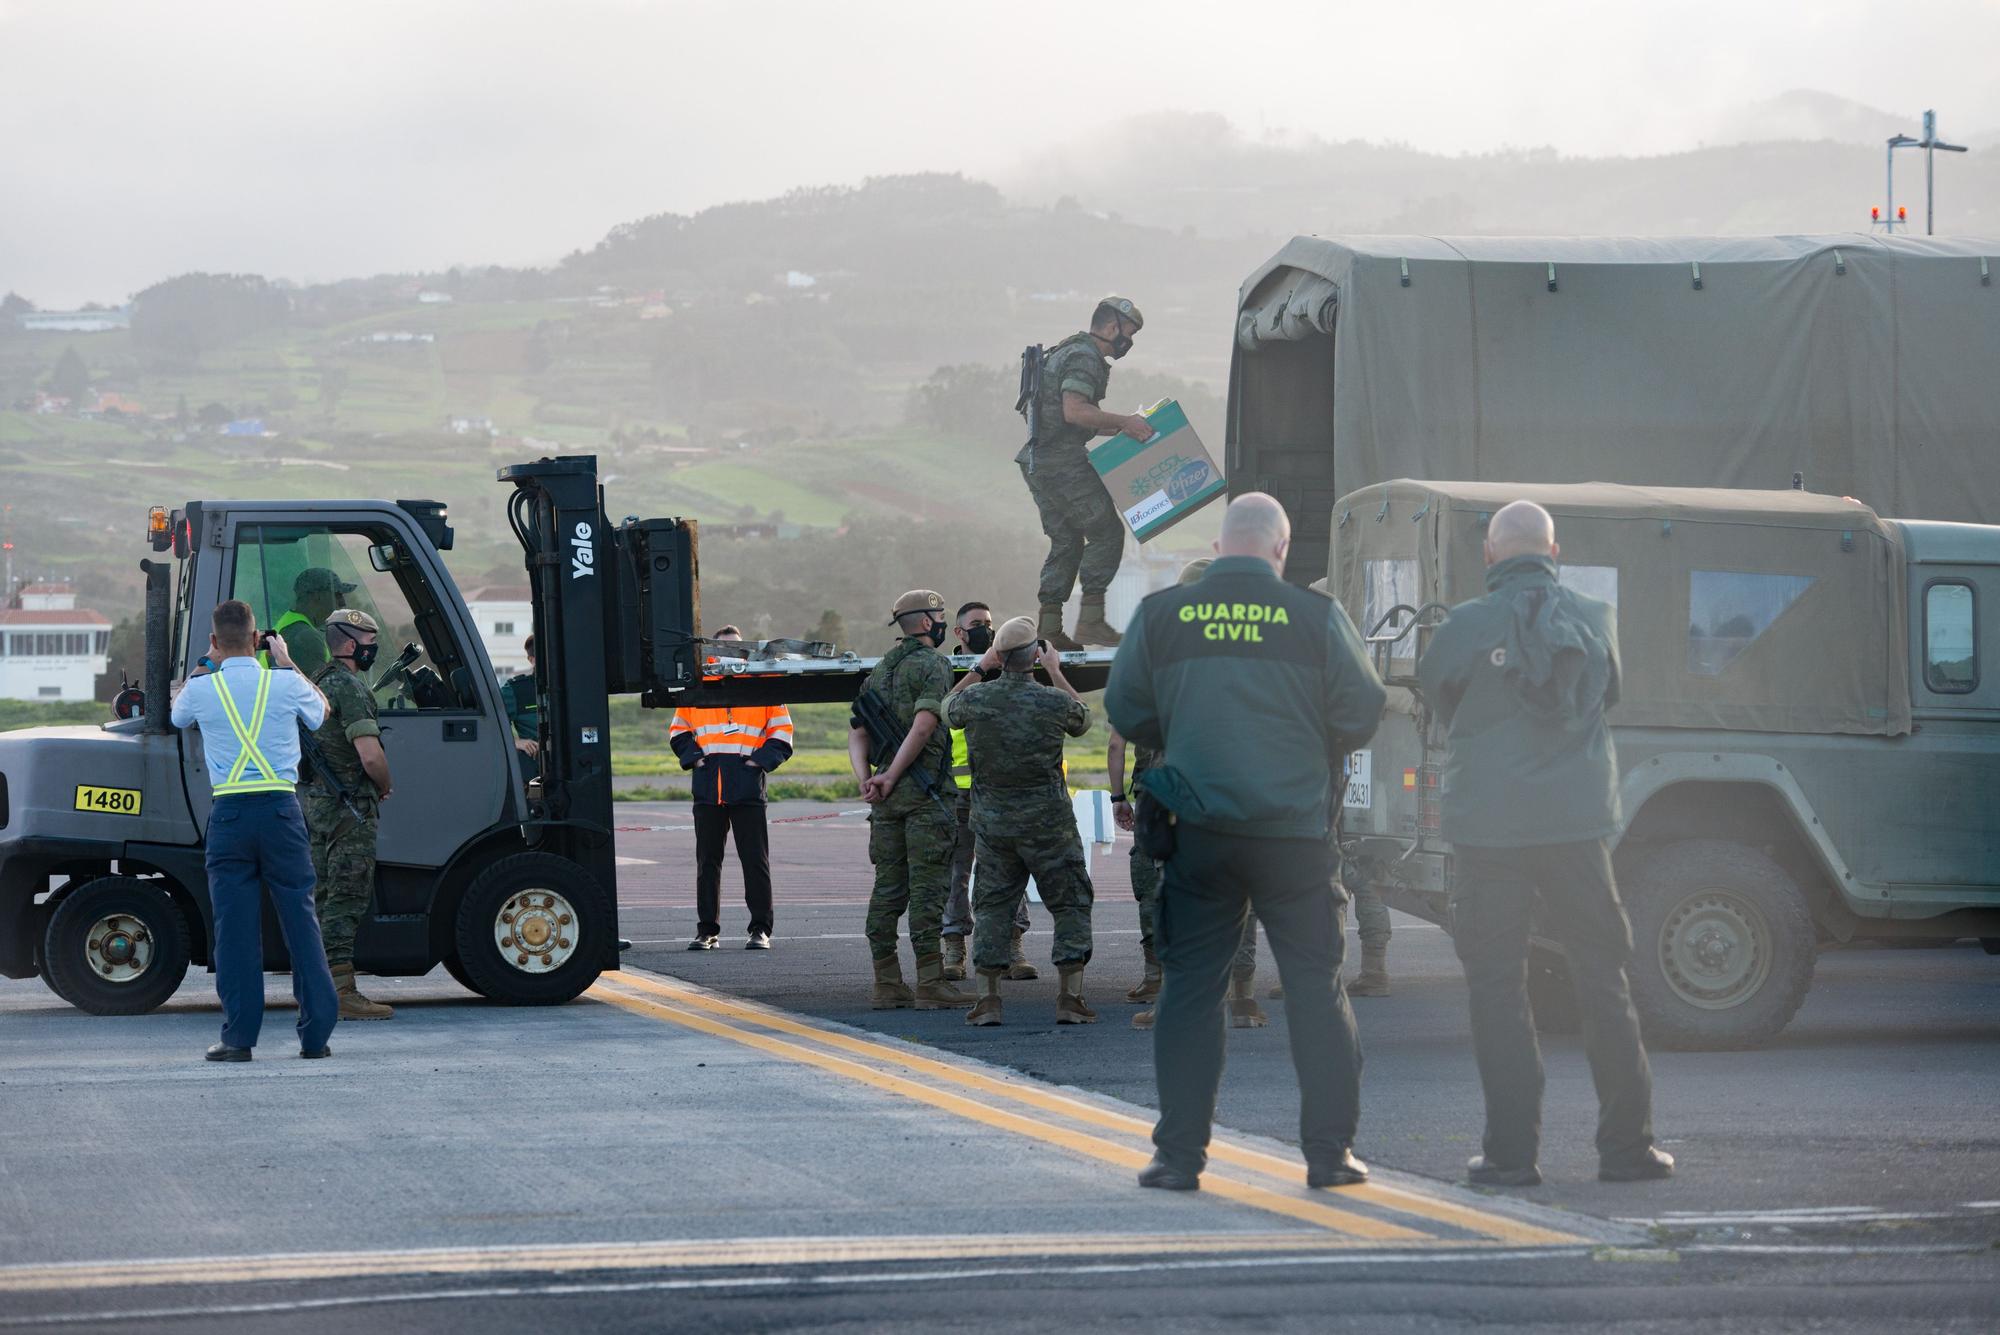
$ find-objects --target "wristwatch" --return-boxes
[979,666,1001,681]
[1110,791,1127,803]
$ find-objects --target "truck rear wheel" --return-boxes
[1624,839,1816,1050]
[43,877,192,1016]
[440,952,489,998]
[453,853,609,1005]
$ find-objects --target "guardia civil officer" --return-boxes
[307,607,396,1021]
[941,616,1096,1026]
[852,590,973,1009]
[1416,500,1672,1187]
[1105,494,1386,1191]
[169,599,338,1061]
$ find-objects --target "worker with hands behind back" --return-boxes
[851,591,973,1010]
[170,599,338,1061]
[306,607,395,1021]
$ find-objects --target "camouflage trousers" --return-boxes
[1020,460,1125,605]
[864,802,956,960]
[303,787,377,971]
[1350,876,1392,952]
[1132,848,1255,981]
[971,817,1095,972]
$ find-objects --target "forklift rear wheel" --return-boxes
[43,877,192,1015]
[453,854,609,1005]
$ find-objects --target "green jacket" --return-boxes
[1104,555,1385,840]
[855,635,953,818]
[500,671,538,741]
[1016,331,1110,471]
[1415,554,1622,849]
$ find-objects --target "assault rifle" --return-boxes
[851,688,955,817]
[297,724,368,827]
[1015,343,1043,474]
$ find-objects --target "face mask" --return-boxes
[963,624,995,654]
[1109,332,1133,359]
[349,641,380,672]
[925,619,948,648]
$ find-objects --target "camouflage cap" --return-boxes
[1096,295,1144,331]
[1177,557,1213,586]
[994,615,1039,653]
[323,607,379,634]
[887,589,946,624]
[295,566,356,598]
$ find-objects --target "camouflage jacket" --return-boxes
[856,636,953,818]
[308,661,382,807]
[942,672,1091,828]
[1016,331,1110,469]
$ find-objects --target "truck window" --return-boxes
[1688,570,1814,676]
[230,525,480,711]
[1923,581,1977,693]
[1363,559,1421,668]
[1558,564,1619,607]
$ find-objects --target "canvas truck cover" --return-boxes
[1228,234,2000,583]
[1331,480,1911,737]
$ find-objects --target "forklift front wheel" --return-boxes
[43,877,192,1015]
[453,853,610,1005]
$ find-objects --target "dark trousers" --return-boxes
[205,792,338,1052]
[693,803,773,937]
[1450,840,1655,1169]
[1152,824,1361,1173]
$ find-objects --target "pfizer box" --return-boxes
[1088,399,1227,543]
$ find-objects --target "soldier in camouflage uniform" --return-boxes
[1018,296,1154,651]
[853,590,972,1010]
[304,607,395,1021]
[941,615,1098,1026]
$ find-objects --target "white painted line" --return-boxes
[0,1247,1595,1328]
[614,857,658,867]
[1623,1209,1978,1227]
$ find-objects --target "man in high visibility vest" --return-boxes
[170,599,337,1061]
[939,601,1032,982]
[273,567,353,679]
[669,627,794,950]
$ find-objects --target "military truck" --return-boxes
[1225,234,2000,585]
[1329,480,2000,1049]
[0,456,1114,1016]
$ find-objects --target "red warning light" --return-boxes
[1898,206,1907,221]
[1872,207,1881,221]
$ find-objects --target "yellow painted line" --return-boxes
[607,969,1584,1247]
[0,1232,1374,1296]
[588,982,1429,1243]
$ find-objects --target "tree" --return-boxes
[197,401,233,430]
[94,617,147,702]
[48,347,89,403]
[0,291,32,316]
[175,394,189,428]
[811,608,847,652]
[317,364,349,419]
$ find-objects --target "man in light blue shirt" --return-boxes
[171,599,339,1061]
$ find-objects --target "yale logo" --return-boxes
[1179,601,1290,643]
[570,521,595,579]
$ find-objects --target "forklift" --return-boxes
[0,456,1112,1015]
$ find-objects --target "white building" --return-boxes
[463,585,532,676]
[0,583,111,703]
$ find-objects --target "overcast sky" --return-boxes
[4,0,1997,306]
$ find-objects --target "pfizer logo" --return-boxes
[1165,459,1212,503]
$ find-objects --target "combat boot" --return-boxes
[1348,947,1391,997]
[966,968,1005,1026]
[870,953,914,1010]
[941,934,968,981]
[1056,964,1097,1024]
[1227,973,1268,1028]
[914,953,975,1009]
[1131,1006,1155,1030]
[1006,930,1039,980]
[1125,945,1161,1002]
[1071,595,1122,648]
[332,965,393,1021]
[1038,604,1084,653]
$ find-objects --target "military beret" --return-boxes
[887,589,946,623]
[296,566,357,597]
[994,615,1039,653]
[1177,557,1213,586]
[1096,295,1144,331]
[324,607,379,634]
